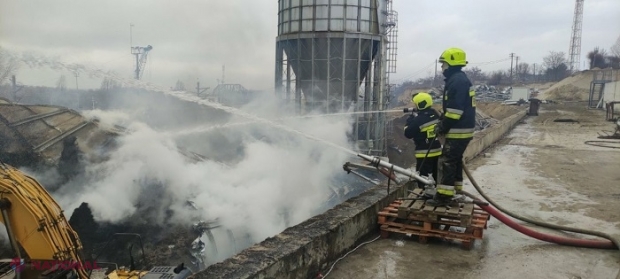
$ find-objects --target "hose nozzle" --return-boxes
[403,107,417,113]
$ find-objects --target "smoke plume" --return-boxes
[2,49,372,263]
[51,92,358,247]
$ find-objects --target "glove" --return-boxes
[434,121,446,137]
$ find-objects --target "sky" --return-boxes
[0,0,619,91]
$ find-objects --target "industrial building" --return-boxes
[274,0,398,156]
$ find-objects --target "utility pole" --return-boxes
[221,65,225,85]
[196,80,209,96]
[515,56,520,82]
[74,71,79,90]
[11,75,16,101]
[509,53,515,80]
[74,71,80,109]
[130,23,133,53]
[533,63,537,81]
[10,75,23,103]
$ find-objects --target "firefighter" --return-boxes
[404,92,442,188]
[430,47,476,205]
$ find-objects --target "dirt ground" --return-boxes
[475,102,524,120]
[326,102,620,279]
[541,69,620,101]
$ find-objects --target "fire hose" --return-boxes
[462,164,620,250]
[355,154,620,251]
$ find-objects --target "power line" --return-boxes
[509,53,515,79]
[469,57,511,66]
[393,61,436,83]
[394,56,512,83]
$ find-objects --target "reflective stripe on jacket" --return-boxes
[441,70,476,140]
[404,109,443,158]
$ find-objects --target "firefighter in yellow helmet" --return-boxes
[429,47,476,206]
[404,92,442,187]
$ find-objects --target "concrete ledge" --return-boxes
[193,182,409,279]
[464,110,528,162]
[192,109,528,279]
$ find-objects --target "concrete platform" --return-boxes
[324,103,620,279]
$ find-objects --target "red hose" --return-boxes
[480,204,617,249]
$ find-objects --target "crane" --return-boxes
[131,45,153,80]
[0,162,191,279]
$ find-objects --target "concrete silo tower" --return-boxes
[275,0,398,156]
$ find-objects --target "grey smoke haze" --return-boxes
[44,91,361,248]
[0,83,373,263]
[1,0,618,90]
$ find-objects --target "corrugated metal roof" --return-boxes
[0,103,118,166]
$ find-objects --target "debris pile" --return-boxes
[474,84,511,102]
[475,110,499,131]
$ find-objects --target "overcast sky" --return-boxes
[1,0,619,91]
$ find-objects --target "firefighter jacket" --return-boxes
[404,109,443,158]
[441,68,476,139]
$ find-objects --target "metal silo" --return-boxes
[275,0,398,156]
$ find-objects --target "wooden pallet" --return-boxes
[378,193,490,250]
[396,188,474,226]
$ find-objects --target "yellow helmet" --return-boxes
[412,92,433,110]
[438,47,468,67]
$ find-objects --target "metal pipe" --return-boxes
[9,108,69,127]
[347,169,381,186]
[343,162,379,172]
[356,153,435,185]
[32,121,91,152]
[343,162,381,185]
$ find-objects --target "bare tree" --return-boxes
[611,35,620,58]
[100,77,121,91]
[174,80,185,91]
[587,47,609,69]
[488,70,507,86]
[463,66,487,85]
[543,51,567,69]
[0,46,20,85]
[543,51,569,81]
[56,75,67,91]
[516,63,530,80]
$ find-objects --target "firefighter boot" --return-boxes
[422,187,436,199]
[455,181,463,192]
[426,184,455,206]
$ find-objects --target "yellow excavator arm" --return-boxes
[0,162,90,278]
[0,162,194,279]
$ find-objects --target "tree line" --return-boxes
[391,35,620,99]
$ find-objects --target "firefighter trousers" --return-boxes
[416,156,439,187]
[440,138,471,187]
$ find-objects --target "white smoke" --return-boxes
[2,48,369,260]
[52,95,357,243]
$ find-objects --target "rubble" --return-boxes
[473,84,511,102]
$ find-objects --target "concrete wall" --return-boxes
[191,108,528,279]
[604,81,620,103]
[463,109,528,162]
